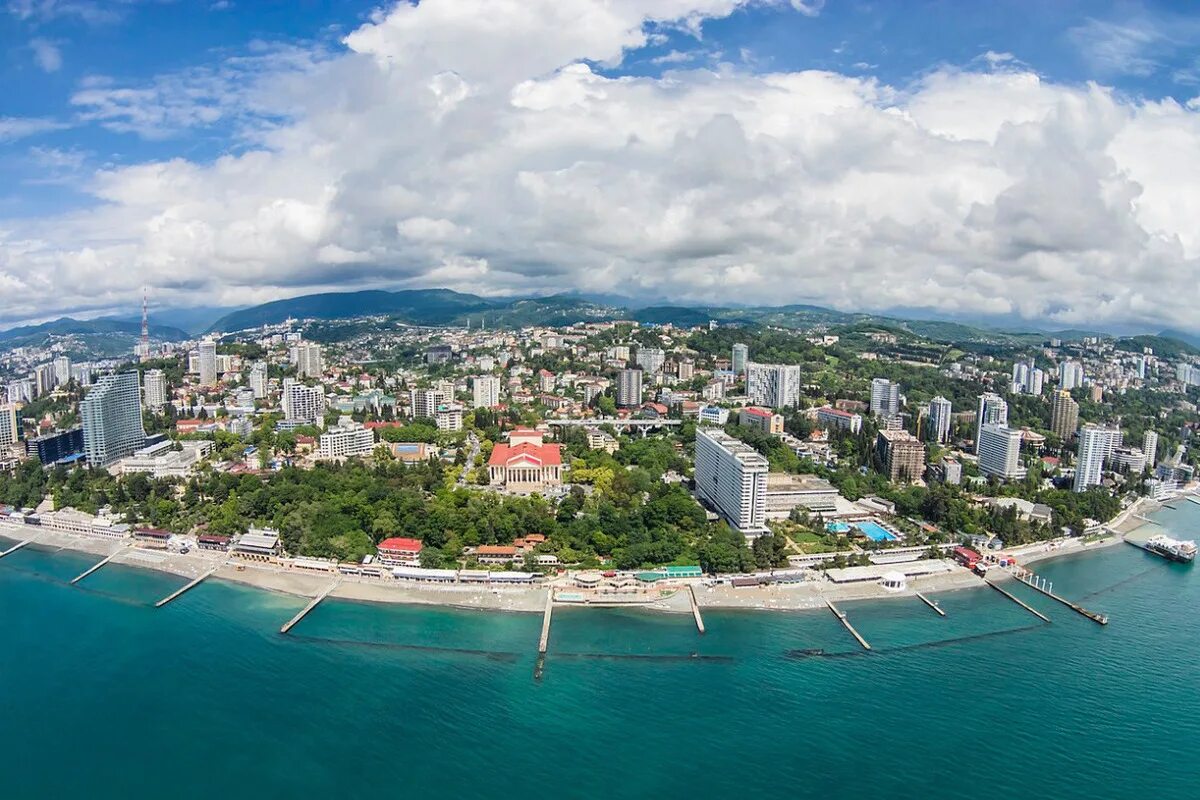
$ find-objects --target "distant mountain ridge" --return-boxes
[0,316,189,344]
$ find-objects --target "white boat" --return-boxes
[1143,535,1197,564]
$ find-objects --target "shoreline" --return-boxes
[1,495,1184,616]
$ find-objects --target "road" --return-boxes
[458,432,480,485]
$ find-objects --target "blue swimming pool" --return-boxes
[855,521,898,542]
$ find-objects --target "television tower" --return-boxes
[137,287,151,361]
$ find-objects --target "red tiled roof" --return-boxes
[488,442,562,467]
[477,545,517,556]
[819,406,855,418]
[742,406,773,418]
[378,537,423,553]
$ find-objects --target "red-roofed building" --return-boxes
[377,537,424,566]
[488,430,563,494]
[739,406,784,435]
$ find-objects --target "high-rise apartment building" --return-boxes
[80,372,147,466]
[249,362,268,399]
[409,388,446,420]
[975,393,1008,454]
[292,342,324,378]
[0,404,20,446]
[694,428,769,536]
[635,347,665,374]
[1011,357,1044,395]
[198,339,218,386]
[472,376,501,409]
[875,429,925,483]
[747,363,801,409]
[34,363,57,397]
[53,355,71,388]
[282,378,326,424]
[926,396,952,443]
[1050,389,1079,440]
[1059,360,1085,390]
[617,368,644,407]
[732,343,749,375]
[870,378,901,418]
[976,424,1026,480]
[1142,430,1158,468]
[1074,424,1121,492]
[142,369,167,410]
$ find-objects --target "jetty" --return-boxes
[70,547,126,585]
[915,591,945,617]
[687,585,706,634]
[1187,495,1200,506]
[1015,571,1108,625]
[538,591,555,654]
[985,579,1051,623]
[279,579,339,634]
[0,538,33,559]
[825,599,871,651]
[154,566,218,608]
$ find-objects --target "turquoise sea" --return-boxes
[2,502,1199,799]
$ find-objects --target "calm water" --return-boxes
[2,503,1199,799]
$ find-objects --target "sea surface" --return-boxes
[2,502,1199,799]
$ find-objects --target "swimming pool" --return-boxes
[825,522,851,534]
[855,521,898,542]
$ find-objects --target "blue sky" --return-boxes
[3,0,1200,331]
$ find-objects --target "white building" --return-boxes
[292,342,323,378]
[142,369,167,410]
[1011,357,1044,395]
[53,355,71,388]
[732,343,749,375]
[282,378,325,424]
[435,403,464,432]
[870,378,901,418]
[410,388,446,419]
[318,418,376,460]
[80,372,147,467]
[0,403,19,446]
[816,406,862,434]
[617,368,643,407]
[694,428,769,536]
[976,423,1026,480]
[1143,430,1158,468]
[926,396,952,443]
[635,347,665,374]
[472,375,500,409]
[249,362,268,399]
[1074,424,1121,492]
[1059,360,1085,390]
[198,339,218,386]
[698,405,730,425]
[747,363,801,409]
[975,393,1008,454]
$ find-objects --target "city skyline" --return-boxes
[3,1,1200,332]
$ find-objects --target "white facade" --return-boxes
[142,369,167,410]
[472,375,500,409]
[1143,430,1158,467]
[292,343,324,378]
[977,423,1026,480]
[53,355,71,387]
[617,368,643,407]
[635,347,665,373]
[410,388,446,419]
[975,393,1008,454]
[80,372,147,467]
[927,396,952,443]
[747,363,801,409]
[694,428,769,536]
[870,378,900,418]
[0,404,18,446]
[198,339,218,386]
[282,378,325,423]
[1059,360,1085,390]
[732,343,749,375]
[249,362,268,399]
[435,403,464,432]
[318,420,376,460]
[1074,424,1121,492]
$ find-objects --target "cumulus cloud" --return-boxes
[29,37,63,72]
[2,0,1200,332]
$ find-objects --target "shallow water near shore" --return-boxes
[2,503,1198,799]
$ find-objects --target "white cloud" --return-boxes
[29,37,62,72]
[3,0,1200,332]
[0,116,66,142]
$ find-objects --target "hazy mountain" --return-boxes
[0,316,189,345]
[208,289,501,332]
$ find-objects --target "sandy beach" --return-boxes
[3,491,1189,616]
